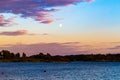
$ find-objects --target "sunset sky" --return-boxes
[0,0,120,55]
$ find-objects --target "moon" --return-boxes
[59,24,63,28]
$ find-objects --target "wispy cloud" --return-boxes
[0,42,89,55]
[41,33,48,35]
[0,30,28,36]
[0,0,92,24]
[108,46,120,50]
[0,15,16,27]
[40,19,54,24]
[87,0,95,2]
[0,30,48,36]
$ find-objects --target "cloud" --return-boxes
[108,46,120,50]
[41,33,48,35]
[108,42,120,44]
[0,42,89,56]
[0,0,92,24]
[41,19,54,24]
[0,15,15,27]
[0,30,49,36]
[87,0,94,2]
[62,42,80,45]
[0,30,28,36]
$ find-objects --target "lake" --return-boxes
[0,62,120,80]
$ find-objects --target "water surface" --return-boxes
[0,62,120,80]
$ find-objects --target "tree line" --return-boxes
[1,50,120,62]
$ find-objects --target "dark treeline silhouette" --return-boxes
[1,50,120,62]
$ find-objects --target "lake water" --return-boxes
[0,62,120,80]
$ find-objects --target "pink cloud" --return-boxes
[0,15,15,27]
[0,42,89,56]
[86,0,94,2]
[0,30,27,36]
[0,0,92,24]
[0,30,49,36]
[41,19,54,24]
[108,46,120,50]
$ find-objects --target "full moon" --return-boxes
[59,24,63,27]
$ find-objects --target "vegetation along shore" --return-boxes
[0,50,120,62]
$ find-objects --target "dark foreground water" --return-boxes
[0,62,120,80]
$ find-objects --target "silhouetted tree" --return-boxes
[1,49,120,62]
[39,53,44,56]
[15,53,20,58]
[22,52,26,58]
[46,53,52,60]
[10,53,15,59]
[46,53,51,56]
[1,50,11,59]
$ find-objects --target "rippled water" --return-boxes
[0,62,120,80]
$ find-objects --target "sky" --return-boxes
[0,0,120,55]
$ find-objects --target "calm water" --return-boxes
[0,62,120,80]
